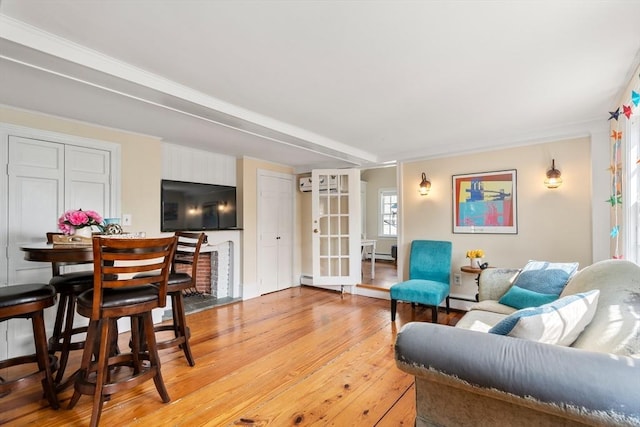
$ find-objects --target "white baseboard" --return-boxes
[364,253,394,261]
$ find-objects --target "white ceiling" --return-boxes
[1,1,639,172]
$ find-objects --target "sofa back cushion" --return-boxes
[498,261,579,309]
[560,259,640,357]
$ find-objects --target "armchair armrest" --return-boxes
[478,268,519,301]
[395,322,640,425]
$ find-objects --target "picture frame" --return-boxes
[452,169,517,234]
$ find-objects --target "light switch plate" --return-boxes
[122,214,132,226]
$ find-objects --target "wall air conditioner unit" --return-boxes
[299,175,338,192]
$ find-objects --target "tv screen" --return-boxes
[161,179,237,232]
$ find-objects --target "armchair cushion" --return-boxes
[390,279,449,307]
[489,289,600,346]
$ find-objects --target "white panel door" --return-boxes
[4,137,111,358]
[65,145,111,217]
[257,171,294,294]
[7,136,65,284]
[311,169,361,291]
[5,136,65,358]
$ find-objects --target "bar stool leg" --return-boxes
[33,310,59,409]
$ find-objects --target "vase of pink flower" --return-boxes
[58,209,104,236]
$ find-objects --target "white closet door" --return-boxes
[4,137,111,358]
[6,136,65,358]
[65,145,111,218]
[7,136,65,284]
[257,171,294,294]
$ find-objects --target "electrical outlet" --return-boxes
[453,273,461,286]
[122,214,132,226]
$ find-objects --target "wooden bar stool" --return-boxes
[157,231,205,366]
[67,236,176,427]
[45,232,94,386]
[134,231,205,366]
[0,283,59,409]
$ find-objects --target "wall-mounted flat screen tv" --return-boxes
[161,179,237,232]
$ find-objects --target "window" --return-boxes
[378,188,398,237]
[624,113,639,263]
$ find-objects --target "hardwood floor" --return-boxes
[358,259,398,292]
[1,283,463,426]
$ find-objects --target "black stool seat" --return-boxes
[0,283,59,409]
[167,273,191,288]
[0,283,56,309]
[77,285,159,311]
[49,271,94,294]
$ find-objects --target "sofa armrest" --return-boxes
[395,322,640,423]
[478,268,519,301]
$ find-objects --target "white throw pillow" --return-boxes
[489,290,600,346]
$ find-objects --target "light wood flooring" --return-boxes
[358,259,398,292]
[2,264,463,426]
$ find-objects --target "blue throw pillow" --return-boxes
[498,285,557,310]
[498,260,578,309]
[489,290,600,346]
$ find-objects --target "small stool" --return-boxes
[135,231,205,366]
[0,283,59,409]
[46,232,94,386]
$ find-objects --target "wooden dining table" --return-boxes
[20,241,94,264]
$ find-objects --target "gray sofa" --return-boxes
[395,259,640,426]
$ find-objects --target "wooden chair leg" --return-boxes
[89,319,111,427]
[143,312,170,403]
[172,292,195,366]
[446,296,450,314]
[54,293,78,384]
[130,316,142,375]
[32,310,59,409]
[390,299,397,321]
[68,319,99,409]
[431,306,438,324]
[49,293,69,350]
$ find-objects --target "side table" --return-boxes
[460,265,490,302]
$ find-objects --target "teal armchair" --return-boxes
[390,240,452,323]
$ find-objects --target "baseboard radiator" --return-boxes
[364,253,394,261]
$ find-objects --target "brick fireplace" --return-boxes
[178,240,232,298]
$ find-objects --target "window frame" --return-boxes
[378,188,398,238]
[624,112,639,263]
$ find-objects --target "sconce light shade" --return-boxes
[419,172,431,195]
[545,159,563,189]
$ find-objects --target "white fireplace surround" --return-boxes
[151,229,241,323]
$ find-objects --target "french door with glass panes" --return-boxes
[311,169,361,292]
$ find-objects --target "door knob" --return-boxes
[313,229,319,233]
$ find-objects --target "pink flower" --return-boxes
[65,210,89,226]
[58,208,104,235]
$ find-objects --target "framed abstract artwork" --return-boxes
[452,169,517,234]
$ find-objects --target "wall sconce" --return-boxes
[544,159,563,189]
[419,172,431,196]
